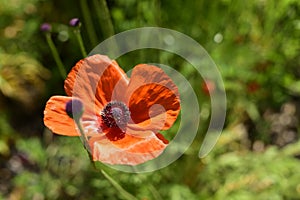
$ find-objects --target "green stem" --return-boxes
[74,119,137,200]
[80,0,98,46]
[93,0,115,38]
[74,29,87,57]
[148,184,163,200]
[154,0,161,26]
[74,118,91,153]
[100,169,138,200]
[45,33,67,79]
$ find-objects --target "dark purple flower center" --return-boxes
[100,101,130,128]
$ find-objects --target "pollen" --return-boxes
[100,101,130,128]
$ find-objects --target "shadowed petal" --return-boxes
[88,130,167,165]
[125,64,180,131]
[64,54,128,114]
[44,96,79,136]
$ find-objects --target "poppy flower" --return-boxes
[44,54,180,165]
[247,81,260,93]
[201,79,215,95]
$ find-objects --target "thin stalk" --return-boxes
[45,33,67,79]
[100,169,138,200]
[74,118,91,153]
[148,184,163,200]
[74,29,87,57]
[154,0,161,26]
[80,0,98,46]
[93,0,115,38]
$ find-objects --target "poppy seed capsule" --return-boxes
[101,101,130,128]
[65,99,84,120]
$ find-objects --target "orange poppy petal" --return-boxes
[64,54,128,112]
[64,59,83,97]
[126,64,180,131]
[44,96,79,136]
[88,131,167,165]
[96,59,129,104]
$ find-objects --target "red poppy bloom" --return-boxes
[44,54,180,165]
[247,81,260,93]
[201,79,215,95]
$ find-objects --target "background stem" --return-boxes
[45,33,67,79]
[80,0,98,46]
[74,29,87,57]
[93,0,115,38]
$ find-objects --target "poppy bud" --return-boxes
[69,18,81,27]
[65,99,84,120]
[40,23,52,32]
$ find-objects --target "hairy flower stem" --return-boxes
[45,33,67,79]
[80,0,98,46]
[100,169,138,200]
[74,119,137,200]
[93,0,114,38]
[74,118,91,153]
[148,184,163,200]
[73,29,87,57]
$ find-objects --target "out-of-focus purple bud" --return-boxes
[69,18,81,27]
[40,23,52,32]
[66,99,84,120]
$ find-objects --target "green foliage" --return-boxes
[9,131,300,199]
[198,130,300,200]
[0,53,50,107]
[0,0,43,55]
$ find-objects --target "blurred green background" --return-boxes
[0,0,300,199]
